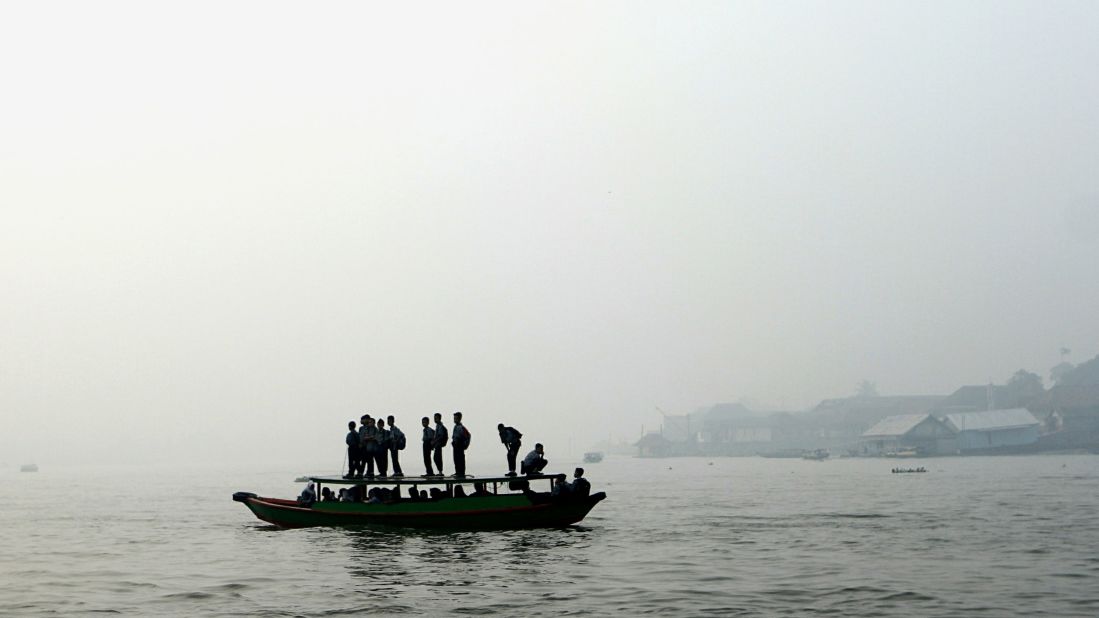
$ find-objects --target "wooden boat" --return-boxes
[583,451,604,463]
[233,473,606,530]
[19,464,38,473]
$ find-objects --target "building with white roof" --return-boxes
[944,408,1040,451]
[859,413,957,456]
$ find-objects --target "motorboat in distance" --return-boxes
[583,451,604,463]
[233,473,606,530]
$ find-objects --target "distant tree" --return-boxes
[855,380,879,398]
[1057,354,1099,387]
[1004,369,1044,406]
[1050,361,1076,386]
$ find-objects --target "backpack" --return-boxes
[463,427,472,449]
[395,431,407,450]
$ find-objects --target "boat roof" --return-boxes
[306,474,562,486]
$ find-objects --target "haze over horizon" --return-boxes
[2,1,1098,466]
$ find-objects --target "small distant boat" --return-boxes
[583,451,604,463]
[294,476,310,483]
[891,467,927,474]
[20,464,38,473]
[802,449,829,461]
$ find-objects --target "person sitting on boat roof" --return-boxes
[387,415,405,478]
[360,416,380,478]
[471,482,491,497]
[498,423,523,477]
[521,443,548,475]
[376,419,390,478]
[344,421,362,480]
[451,412,471,478]
[432,413,448,476]
[421,417,436,476]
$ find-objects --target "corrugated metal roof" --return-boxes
[945,408,1039,432]
[862,414,931,437]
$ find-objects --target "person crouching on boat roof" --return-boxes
[498,423,523,476]
[451,412,471,477]
[376,418,390,478]
[521,443,548,475]
[387,415,406,477]
[344,421,362,479]
[432,412,448,476]
[360,415,380,478]
[421,416,436,476]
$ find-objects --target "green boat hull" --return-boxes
[234,492,606,529]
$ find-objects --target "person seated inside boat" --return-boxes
[471,482,491,497]
[407,486,421,501]
[366,488,383,504]
[419,490,429,500]
[453,485,467,497]
[521,443,548,475]
[570,467,591,498]
[429,487,446,501]
[321,487,336,502]
[298,482,316,505]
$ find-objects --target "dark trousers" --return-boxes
[521,458,548,475]
[423,444,435,475]
[390,448,403,476]
[375,448,388,476]
[453,447,466,477]
[348,446,362,476]
[506,443,521,473]
[433,445,444,474]
[364,446,377,477]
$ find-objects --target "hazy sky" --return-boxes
[2,1,1098,465]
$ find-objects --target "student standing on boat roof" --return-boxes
[344,421,361,479]
[451,412,471,477]
[521,443,548,475]
[376,419,390,478]
[360,416,380,478]
[355,415,372,478]
[421,416,436,476]
[497,423,523,476]
[432,413,448,476]
[387,415,405,477]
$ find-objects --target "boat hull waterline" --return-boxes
[234,492,606,529]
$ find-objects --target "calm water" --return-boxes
[2,454,1099,616]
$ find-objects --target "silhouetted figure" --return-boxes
[521,443,548,475]
[570,467,591,498]
[471,482,491,497]
[432,413,448,476]
[453,485,467,497]
[407,486,420,501]
[421,416,436,476]
[358,415,377,478]
[498,423,523,476]
[345,421,361,479]
[298,482,316,505]
[321,487,335,502]
[387,415,405,477]
[451,411,471,477]
[376,419,390,478]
